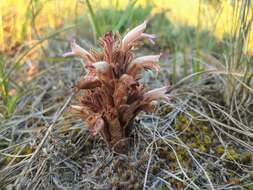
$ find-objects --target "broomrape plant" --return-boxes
[64,20,169,153]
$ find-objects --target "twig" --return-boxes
[142,148,153,190]
[14,93,74,188]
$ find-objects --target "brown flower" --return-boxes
[65,20,169,153]
[121,20,155,51]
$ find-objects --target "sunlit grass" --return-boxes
[0,0,252,54]
[0,1,246,54]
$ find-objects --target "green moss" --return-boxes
[22,145,33,154]
[225,153,239,161]
[4,145,33,165]
[177,114,190,125]
[214,148,239,160]
[198,145,207,152]
[195,136,202,145]
[203,135,211,145]
[189,143,198,149]
[188,111,199,118]
[151,165,160,175]
[159,106,173,116]
[202,126,209,133]
[174,124,180,130]
[215,146,225,154]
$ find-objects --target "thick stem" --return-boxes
[111,121,134,153]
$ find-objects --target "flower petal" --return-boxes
[70,105,90,118]
[71,40,91,56]
[132,54,161,64]
[63,51,75,57]
[113,74,139,106]
[121,20,148,51]
[91,118,105,136]
[92,61,110,73]
[75,77,102,91]
[140,33,156,44]
[70,105,84,111]
[143,86,170,102]
[127,54,161,77]
[63,40,95,62]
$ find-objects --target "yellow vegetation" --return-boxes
[0,0,252,53]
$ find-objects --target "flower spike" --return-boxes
[65,20,170,153]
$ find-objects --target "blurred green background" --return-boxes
[0,0,252,54]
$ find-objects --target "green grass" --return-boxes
[84,0,151,40]
[0,54,23,118]
[222,0,253,107]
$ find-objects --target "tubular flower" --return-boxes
[92,61,110,73]
[121,20,155,51]
[140,33,156,44]
[63,40,95,62]
[65,20,169,153]
[143,86,170,102]
[127,54,161,78]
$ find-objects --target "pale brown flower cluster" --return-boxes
[64,20,169,152]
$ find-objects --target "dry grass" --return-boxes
[0,1,253,189]
[0,42,252,189]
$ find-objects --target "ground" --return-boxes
[0,43,252,189]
